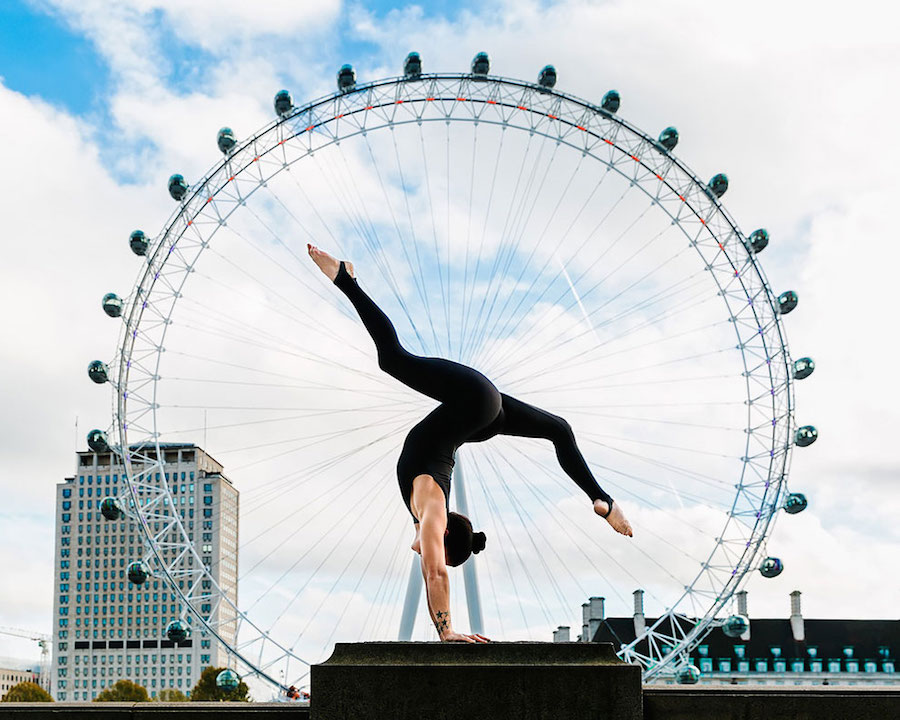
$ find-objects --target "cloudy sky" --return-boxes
[1,0,898,669]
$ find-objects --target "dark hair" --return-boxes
[444,512,487,567]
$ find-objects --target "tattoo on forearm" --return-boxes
[434,610,450,636]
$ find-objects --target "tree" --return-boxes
[94,679,149,702]
[157,688,188,702]
[1,681,53,702]
[190,667,250,702]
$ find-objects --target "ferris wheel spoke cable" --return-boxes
[216,215,357,327]
[470,200,661,371]
[496,441,676,602]
[203,438,403,583]
[462,137,564,363]
[476,447,593,603]
[270,474,397,642]
[459,127,507,355]
[484,258,710,382]
[489,281,714,388]
[468,450,556,631]
[248,464,396,617]
[183,269,376,364]
[360,132,436,348]
[459,127,550,360]
[465,153,606,366]
[480,446,577,612]
[226,403,417,473]
[391,127,442,353]
[582,428,736,460]
[470,452,535,635]
[465,169,639,365]
[477,215,685,374]
[456,128,541,359]
[414,123,451,356]
[329,147,431,354]
[552,429,735,491]
[359,518,409,639]
[316,501,406,656]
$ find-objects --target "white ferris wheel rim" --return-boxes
[107,71,796,687]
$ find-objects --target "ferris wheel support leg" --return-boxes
[453,453,485,636]
[398,554,423,641]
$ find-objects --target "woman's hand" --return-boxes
[440,631,490,643]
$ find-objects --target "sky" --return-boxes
[1,0,899,673]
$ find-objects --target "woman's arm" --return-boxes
[412,474,488,643]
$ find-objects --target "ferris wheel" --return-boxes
[87,52,817,689]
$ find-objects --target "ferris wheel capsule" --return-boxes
[168,174,189,201]
[404,52,422,78]
[87,428,110,453]
[748,228,770,253]
[658,126,679,151]
[337,64,356,92]
[165,619,191,642]
[601,89,620,113]
[129,229,149,256]
[538,65,557,88]
[217,127,237,155]
[216,668,240,690]
[274,89,293,117]
[471,52,490,76]
[795,425,818,447]
[100,496,121,521]
[759,556,784,578]
[102,293,124,318]
[127,561,150,585]
[777,290,798,314]
[722,614,750,638]
[708,173,729,199]
[783,492,808,514]
[88,360,109,384]
[793,357,815,380]
[675,664,700,684]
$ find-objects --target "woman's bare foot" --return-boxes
[594,499,633,537]
[307,244,354,281]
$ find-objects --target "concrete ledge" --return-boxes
[311,641,642,720]
[643,684,900,720]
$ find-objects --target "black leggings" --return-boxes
[334,262,613,517]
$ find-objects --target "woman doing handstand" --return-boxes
[308,245,633,643]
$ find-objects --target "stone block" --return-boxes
[311,641,642,720]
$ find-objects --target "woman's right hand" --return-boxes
[440,631,490,643]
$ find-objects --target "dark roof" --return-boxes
[593,617,899,661]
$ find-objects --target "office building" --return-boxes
[51,443,238,700]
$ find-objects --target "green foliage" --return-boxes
[156,688,188,702]
[190,666,250,702]
[1,681,53,702]
[94,679,150,702]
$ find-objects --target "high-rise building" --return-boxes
[51,443,238,701]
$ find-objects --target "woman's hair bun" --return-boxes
[472,531,487,554]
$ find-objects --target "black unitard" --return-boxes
[334,262,614,522]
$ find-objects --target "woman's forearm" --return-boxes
[423,567,452,638]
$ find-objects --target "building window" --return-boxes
[754,660,767,673]
[791,660,804,672]
[827,660,841,673]
[63,488,72,498]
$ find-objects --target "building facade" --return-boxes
[0,667,38,699]
[50,444,239,701]
[556,590,898,686]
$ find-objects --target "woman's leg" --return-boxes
[497,393,614,508]
[334,261,499,416]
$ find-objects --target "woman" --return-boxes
[308,245,632,643]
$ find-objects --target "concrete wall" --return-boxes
[2,686,900,719]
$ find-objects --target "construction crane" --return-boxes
[0,627,52,692]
